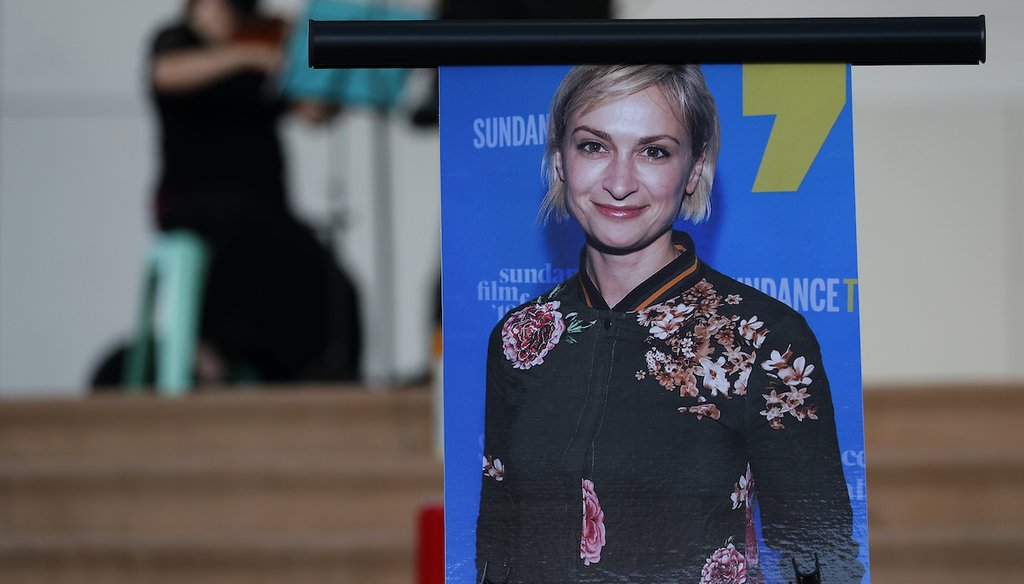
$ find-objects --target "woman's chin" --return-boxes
[585,233,653,256]
[583,225,673,256]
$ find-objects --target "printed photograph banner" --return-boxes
[441,64,869,583]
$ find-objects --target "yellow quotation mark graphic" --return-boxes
[743,64,847,193]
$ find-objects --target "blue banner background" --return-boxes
[441,64,868,583]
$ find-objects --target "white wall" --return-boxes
[0,0,1020,395]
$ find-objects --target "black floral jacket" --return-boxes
[476,231,864,583]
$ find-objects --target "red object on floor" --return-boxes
[417,502,445,584]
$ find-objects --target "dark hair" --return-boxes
[186,0,260,16]
[229,0,259,14]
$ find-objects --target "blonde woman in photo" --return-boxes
[476,65,863,584]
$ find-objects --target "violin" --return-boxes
[231,15,290,48]
[230,12,337,119]
[229,14,290,98]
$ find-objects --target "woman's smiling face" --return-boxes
[556,85,705,254]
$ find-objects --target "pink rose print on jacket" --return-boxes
[700,542,747,584]
[580,479,606,566]
[501,301,566,369]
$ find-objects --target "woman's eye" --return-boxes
[642,146,669,159]
[578,142,606,155]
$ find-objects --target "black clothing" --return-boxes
[148,22,360,381]
[152,24,287,213]
[477,232,862,583]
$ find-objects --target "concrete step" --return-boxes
[0,388,440,584]
[865,452,1024,531]
[861,385,1024,581]
[0,534,413,584]
[1,384,1021,583]
[863,384,1024,456]
[0,388,435,464]
[869,529,1024,584]
[0,457,442,538]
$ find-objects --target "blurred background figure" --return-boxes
[145,0,361,385]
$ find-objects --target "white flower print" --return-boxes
[482,455,505,481]
[790,406,819,422]
[783,386,811,407]
[723,345,747,370]
[780,355,814,387]
[648,303,695,339]
[757,345,819,429]
[739,317,768,349]
[645,348,665,372]
[759,405,786,430]
[731,465,754,510]
[762,389,786,407]
[734,365,752,396]
[761,346,794,376]
[680,337,696,358]
[637,282,776,413]
[699,356,732,397]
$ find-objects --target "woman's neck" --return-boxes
[585,231,678,309]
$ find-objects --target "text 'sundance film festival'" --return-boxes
[441,63,869,583]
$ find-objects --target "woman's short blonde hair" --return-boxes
[539,65,720,224]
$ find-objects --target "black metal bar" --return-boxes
[309,16,985,69]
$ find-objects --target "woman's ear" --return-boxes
[684,143,707,195]
[554,150,565,182]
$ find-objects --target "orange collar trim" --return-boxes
[580,273,594,308]
[633,258,699,312]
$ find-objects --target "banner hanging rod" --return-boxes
[308,16,985,69]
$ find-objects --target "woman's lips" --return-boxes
[594,202,646,219]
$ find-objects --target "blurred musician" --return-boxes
[148,0,361,384]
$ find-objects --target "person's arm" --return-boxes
[476,325,517,583]
[744,313,864,583]
[151,43,281,94]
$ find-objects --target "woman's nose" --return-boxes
[602,155,639,200]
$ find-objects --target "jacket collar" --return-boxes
[577,230,704,312]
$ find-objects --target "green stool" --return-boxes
[123,231,209,396]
